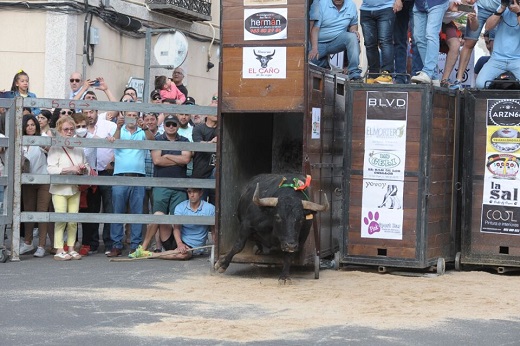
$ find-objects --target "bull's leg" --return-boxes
[215,229,251,273]
[278,252,295,285]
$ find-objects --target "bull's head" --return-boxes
[253,50,276,68]
[253,183,329,211]
[252,183,329,252]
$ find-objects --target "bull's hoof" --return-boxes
[278,277,293,285]
[214,260,228,273]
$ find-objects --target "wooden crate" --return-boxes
[459,91,520,269]
[341,85,459,270]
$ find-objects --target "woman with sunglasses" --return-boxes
[20,115,54,258]
[50,108,75,131]
[47,116,91,261]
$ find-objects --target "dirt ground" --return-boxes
[80,265,520,343]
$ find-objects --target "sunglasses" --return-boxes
[212,96,218,101]
[70,79,81,83]
[76,125,87,128]
[60,110,73,115]
[165,122,178,128]
[62,127,75,132]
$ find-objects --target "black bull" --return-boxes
[215,174,328,283]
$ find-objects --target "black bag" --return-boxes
[488,71,520,90]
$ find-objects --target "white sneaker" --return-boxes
[20,243,35,254]
[33,247,45,258]
[411,71,432,84]
[432,79,441,87]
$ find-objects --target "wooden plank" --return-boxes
[222,4,307,44]
[221,46,305,112]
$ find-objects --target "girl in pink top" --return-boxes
[155,75,186,105]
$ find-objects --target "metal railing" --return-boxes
[1,97,217,261]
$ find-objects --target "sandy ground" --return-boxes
[35,265,519,343]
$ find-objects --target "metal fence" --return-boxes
[1,97,217,261]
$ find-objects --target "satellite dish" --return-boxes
[154,31,189,67]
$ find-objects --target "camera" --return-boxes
[124,116,136,126]
[502,0,514,7]
[90,79,100,87]
[458,4,474,12]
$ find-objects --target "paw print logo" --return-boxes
[363,211,380,235]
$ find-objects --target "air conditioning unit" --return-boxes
[146,0,212,22]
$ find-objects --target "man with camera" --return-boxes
[475,0,520,88]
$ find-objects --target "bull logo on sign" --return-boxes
[254,50,276,68]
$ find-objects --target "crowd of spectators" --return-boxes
[309,0,515,89]
[0,68,217,261]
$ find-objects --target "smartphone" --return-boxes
[91,79,100,87]
[458,4,475,12]
[124,116,137,126]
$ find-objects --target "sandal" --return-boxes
[68,251,82,260]
[54,252,71,261]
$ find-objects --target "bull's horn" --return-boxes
[253,183,278,207]
[302,192,329,212]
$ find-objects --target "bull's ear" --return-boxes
[253,183,278,207]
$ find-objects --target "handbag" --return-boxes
[63,148,97,208]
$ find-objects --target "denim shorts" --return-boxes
[465,6,494,41]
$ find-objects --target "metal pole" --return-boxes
[143,27,152,104]
[10,97,24,261]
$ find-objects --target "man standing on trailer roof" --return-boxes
[308,0,363,81]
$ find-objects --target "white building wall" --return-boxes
[0,0,220,105]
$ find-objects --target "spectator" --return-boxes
[308,0,363,81]
[192,106,217,204]
[172,67,189,98]
[47,116,91,261]
[475,1,520,88]
[440,2,478,87]
[361,0,399,84]
[107,110,155,257]
[155,75,186,105]
[410,0,450,84]
[150,89,162,104]
[178,97,195,176]
[20,115,53,257]
[451,0,499,89]
[123,87,138,101]
[394,0,422,83]
[474,30,495,77]
[10,70,40,115]
[131,188,215,260]
[37,109,53,136]
[72,113,98,256]
[140,114,191,254]
[84,108,117,254]
[142,112,162,249]
[69,72,85,99]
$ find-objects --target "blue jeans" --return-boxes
[310,31,362,79]
[394,0,423,83]
[413,1,449,79]
[476,58,520,89]
[361,7,395,74]
[111,185,145,250]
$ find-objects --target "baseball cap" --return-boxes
[184,96,196,105]
[164,114,179,125]
[150,89,161,101]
